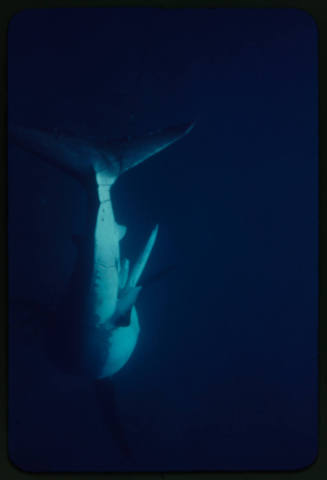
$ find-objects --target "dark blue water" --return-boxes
[8,8,318,472]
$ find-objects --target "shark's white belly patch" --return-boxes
[91,197,120,326]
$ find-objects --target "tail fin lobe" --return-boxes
[113,121,195,174]
[9,121,195,184]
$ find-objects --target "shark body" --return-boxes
[9,122,194,380]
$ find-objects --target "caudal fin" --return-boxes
[9,121,195,185]
[8,125,96,178]
[111,121,195,174]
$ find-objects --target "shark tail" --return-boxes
[8,125,95,178]
[112,121,195,175]
[9,122,195,186]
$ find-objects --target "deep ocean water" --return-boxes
[8,7,318,472]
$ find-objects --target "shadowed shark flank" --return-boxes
[9,121,195,379]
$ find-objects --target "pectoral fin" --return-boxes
[113,121,195,174]
[119,258,130,289]
[115,286,142,318]
[127,224,159,289]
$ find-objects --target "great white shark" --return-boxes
[9,121,194,459]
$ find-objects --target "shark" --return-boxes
[9,121,194,459]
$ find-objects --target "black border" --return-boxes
[1,1,325,478]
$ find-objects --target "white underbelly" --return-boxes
[90,199,120,325]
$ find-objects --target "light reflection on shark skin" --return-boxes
[9,122,194,380]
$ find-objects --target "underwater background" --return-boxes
[8,7,318,472]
